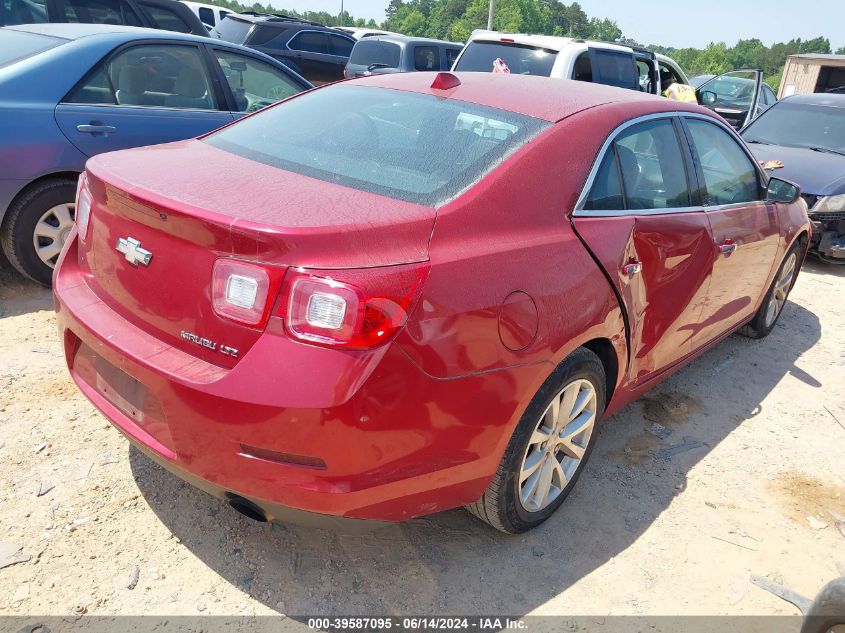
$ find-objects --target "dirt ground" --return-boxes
[0,256,844,618]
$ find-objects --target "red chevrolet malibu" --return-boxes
[54,73,810,533]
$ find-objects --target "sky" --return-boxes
[266,0,845,51]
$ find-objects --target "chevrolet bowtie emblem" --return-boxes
[115,237,152,266]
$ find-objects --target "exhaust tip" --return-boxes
[227,495,268,522]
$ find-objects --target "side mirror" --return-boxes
[700,90,717,105]
[766,177,800,204]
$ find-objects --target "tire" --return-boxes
[739,241,802,339]
[465,347,606,533]
[0,178,78,286]
[800,577,845,633]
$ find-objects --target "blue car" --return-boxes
[0,23,312,285]
[742,93,845,265]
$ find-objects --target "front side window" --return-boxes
[413,46,440,71]
[198,6,213,24]
[584,118,691,211]
[289,31,328,54]
[214,50,303,112]
[686,118,760,206]
[204,85,550,206]
[137,3,191,33]
[454,41,556,76]
[67,44,217,110]
[0,0,47,25]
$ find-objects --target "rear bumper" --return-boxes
[54,234,537,523]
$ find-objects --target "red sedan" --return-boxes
[54,72,810,533]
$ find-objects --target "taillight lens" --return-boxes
[212,259,272,326]
[75,174,92,242]
[279,263,429,350]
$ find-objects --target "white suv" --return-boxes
[452,31,689,95]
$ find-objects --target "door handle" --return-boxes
[719,239,737,256]
[76,124,117,135]
[622,261,642,277]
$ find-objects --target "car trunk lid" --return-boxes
[79,140,435,368]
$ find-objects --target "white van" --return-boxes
[180,1,231,30]
[452,31,689,95]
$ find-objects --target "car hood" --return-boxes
[748,143,845,196]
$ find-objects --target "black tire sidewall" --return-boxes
[1,180,77,286]
[500,349,606,531]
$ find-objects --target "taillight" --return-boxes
[75,173,92,242]
[279,263,429,350]
[212,259,272,326]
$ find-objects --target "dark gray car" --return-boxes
[211,12,355,84]
[742,93,845,264]
[345,35,463,79]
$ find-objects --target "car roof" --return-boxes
[782,93,845,108]
[4,22,206,43]
[351,72,708,122]
[224,12,342,31]
[363,35,463,47]
[466,30,637,55]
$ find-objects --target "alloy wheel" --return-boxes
[518,378,597,512]
[32,203,75,268]
[764,252,797,328]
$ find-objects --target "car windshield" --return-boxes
[454,41,556,76]
[349,40,401,69]
[0,29,63,66]
[743,101,845,153]
[204,85,550,207]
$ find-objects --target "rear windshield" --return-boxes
[204,85,550,206]
[212,16,252,43]
[454,40,556,76]
[0,29,63,67]
[348,40,401,69]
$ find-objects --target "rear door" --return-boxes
[587,47,640,91]
[696,70,763,130]
[680,116,781,346]
[54,41,234,158]
[572,116,714,385]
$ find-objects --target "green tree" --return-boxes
[589,17,621,42]
[400,9,428,35]
[837,46,845,55]
[565,2,590,38]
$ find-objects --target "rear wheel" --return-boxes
[800,577,845,633]
[465,348,605,533]
[739,243,801,339]
[1,178,77,286]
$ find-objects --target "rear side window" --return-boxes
[686,118,760,205]
[0,30,60,66]
[0,0,47,25]
[198,6,213,24]
[289,31,328,54]
[454,41,556,76]
[54,0,140,25]
[589,49,639,91]
[585,119,691,211]
[445,47,460,69]
[349,40,400,69]
[328,33,354,57]
[137,2,192,33]
[204,85,550,206]
[413,45,439,71]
